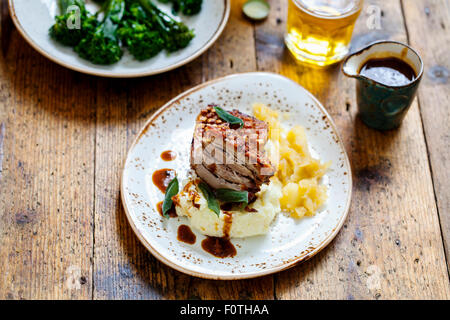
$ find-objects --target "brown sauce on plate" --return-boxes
[359,57,416,87]
[161,150,177,161]
[222,211,233,239]
[177,225,196,244]
[156,201,177,218]
[201,237,237,258]
[152,169,176,193]
[220,203,234,211]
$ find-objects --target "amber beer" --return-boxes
[285,0,363,67]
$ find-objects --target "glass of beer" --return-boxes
[285,0,363,67]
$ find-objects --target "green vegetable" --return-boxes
[243,0,270,21]
[74,0,125,65]
[213,106,244,128]
[198,182,220,216]
[159,0,203,16]
[162,176,179,218]
[198,182,249,216]
[216,189,249,206]
[117,2,164,60]
[49,0,197,65]
[139,0,195,52]
[49,0,98,47]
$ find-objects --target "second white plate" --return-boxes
[121,72,352,279]
[9,0,229,77]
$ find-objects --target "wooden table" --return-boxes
[0,0,449,300]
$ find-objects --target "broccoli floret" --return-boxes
[139,0,194,52]
[117,3,164,60]
[49,0,198,64]
[74,0,125,65]
[159,0,202,16]
[49,0,98,46]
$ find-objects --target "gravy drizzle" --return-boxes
[202,206,237,258]
[177,225,196,244]
[161,150,177,161]
[201,237,237,258]
[152,168,176,193]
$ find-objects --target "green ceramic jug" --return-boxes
[342,41,423,130]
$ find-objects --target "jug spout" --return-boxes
[342,50,363,78]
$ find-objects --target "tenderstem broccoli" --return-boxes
[138,0,194,52]
[49,0,197,65]
[158,0,203,16]
[74,0,125,65]
[117,2,165,60]
[49,0,98,46]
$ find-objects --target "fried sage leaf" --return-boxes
[216,188,249,205]
[198,182,220,216]
[213,106,244,128]
[162,176,179,218]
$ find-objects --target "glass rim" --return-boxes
[291,0,364,19]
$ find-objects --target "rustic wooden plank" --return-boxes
[401,0,450,272]
[255,0,450,299]
[92,73,191,300]
[93,0,274,299]
[0,29,96,298]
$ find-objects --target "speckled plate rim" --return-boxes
[120,72,353,280]
[8,0,230,78]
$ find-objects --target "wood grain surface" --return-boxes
[0,0,448,300]
[401,0,450,270]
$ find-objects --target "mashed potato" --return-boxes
[253,103,329,219]
[173,179,282,238]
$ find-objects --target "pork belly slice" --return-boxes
[191,105,276,194]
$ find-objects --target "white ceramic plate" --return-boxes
[121,72,352,279]
[9,0,229,77]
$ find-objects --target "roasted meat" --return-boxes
[191,105,275,194]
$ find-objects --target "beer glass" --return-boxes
[285,0,364,67]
